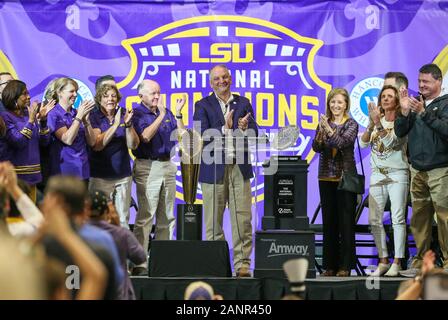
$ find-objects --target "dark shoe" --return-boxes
[336,270,350,277]
[236,266,251,277]
[131,266,148,276]
[321,270,335,276]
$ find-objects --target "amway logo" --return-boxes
[268,243,309,257]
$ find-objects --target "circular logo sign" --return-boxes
[350,77,384,128]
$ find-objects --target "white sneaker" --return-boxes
[369,263,390,277]
[384,263,402,277]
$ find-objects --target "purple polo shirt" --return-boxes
[131,103,177,160]
[47,104,89,179]
[88,107,132,179]
[1,111,50,185]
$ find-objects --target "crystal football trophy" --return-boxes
[176,128,203,240]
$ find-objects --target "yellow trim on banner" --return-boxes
[0,50,19,79]
[434,45,448,75]
[235,27,281,39]
[164,27,210,39]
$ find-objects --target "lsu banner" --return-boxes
[1,0,448,232]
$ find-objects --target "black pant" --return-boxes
[319,180,356,271]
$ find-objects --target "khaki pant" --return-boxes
[89,176,132,229]
[133,159,177,267]
[410,166,448,268]
[201,165,253,270]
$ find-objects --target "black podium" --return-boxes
[262,156,309,230]
[255,156,315,278]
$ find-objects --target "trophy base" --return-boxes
[176,204,203,240]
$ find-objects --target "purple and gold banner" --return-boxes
[1,0,448,258]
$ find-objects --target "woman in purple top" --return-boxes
[312,88,359,277]
[0,116,8,162]
[47,78,96,181]
[1,80,55,200]
[88,84,139,228]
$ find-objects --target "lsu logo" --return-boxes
[350,77,384,128]
[192,43,253,63]
[118,16,330,202]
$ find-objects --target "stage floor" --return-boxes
[131,276,406,300]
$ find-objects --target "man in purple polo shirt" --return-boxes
[131,79,185,275]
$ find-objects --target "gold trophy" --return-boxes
[177,128,203,240]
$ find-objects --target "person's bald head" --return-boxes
[137,80,161,109]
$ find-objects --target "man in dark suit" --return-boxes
[193,64,258,277]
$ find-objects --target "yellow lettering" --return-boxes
[278,94,297,127]
[192,43,253,63]
[233,43,253,63]
[256,93,274,127]
[192,43,209,63]
[192,92,204,113]
[210,43,231,63]
[301,96,319,129]
[125,95,140,111]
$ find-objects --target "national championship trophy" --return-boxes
[176,128,203,240]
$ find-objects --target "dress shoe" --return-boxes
[236,266,251,277]
[384,263,402,277]
[370,263,390,277]
[131,266,148,276]
[321,270,335,276]
[336,270,350,277]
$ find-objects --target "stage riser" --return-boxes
[131,278,404,300]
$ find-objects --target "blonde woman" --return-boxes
[46,78,95,181]
[312,88,359,277]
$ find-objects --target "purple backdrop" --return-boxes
[1,0,448,269]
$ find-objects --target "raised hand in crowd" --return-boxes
[421,250,436,275]
[368,101,381,125]
[76,99,95,121]
[0,161,22,200]
[27,101,40,124]
[399,88,411,116]
[238,112,250,131]
[175,94,187,116]
[157,95,167,116]
[124,107,134,126]
[37,99,56,121]
[224,109,234,130]
[113,107,122,127]
[319,114,334,136]
[409,94,424,114]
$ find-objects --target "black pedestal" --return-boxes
[254,230,315,278]
[262,156,309,230]
[148,240,231,277]
[176,204,202,240]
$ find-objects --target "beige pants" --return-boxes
[88,176,132,229]
[410,166,448,268]
[133,159,177,268]
[201,164,253,270]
